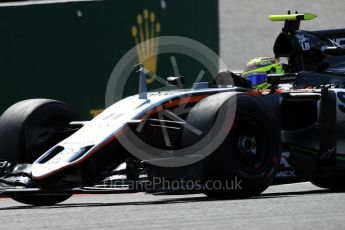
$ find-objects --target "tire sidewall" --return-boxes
[182,93,280,197]
[0,99,79,163]
[206,94,280,196]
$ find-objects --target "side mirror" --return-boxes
[321,46,345,56]
[167,76,185,89]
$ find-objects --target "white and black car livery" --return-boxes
[1,13,345,206]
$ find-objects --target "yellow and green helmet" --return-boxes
[242,57,284,90]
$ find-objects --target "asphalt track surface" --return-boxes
[1,183,345,230]
[1,1,345,229]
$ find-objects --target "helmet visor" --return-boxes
[245,73,267,87]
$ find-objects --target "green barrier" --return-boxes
[0,0,219,119]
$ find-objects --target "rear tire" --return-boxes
[311,173,345,190]
[182,93,280,198]
[0,99,79,205]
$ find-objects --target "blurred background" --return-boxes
[0,0,344,119]
[220,0,345,69]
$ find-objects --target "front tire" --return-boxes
[182,93,280,198]
[11,194,71,206]
[0,99,79,205]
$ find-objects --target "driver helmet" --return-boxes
[242,57,284,90]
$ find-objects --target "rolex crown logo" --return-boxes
[131,9,161,84]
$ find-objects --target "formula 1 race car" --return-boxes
[1,13,345,206]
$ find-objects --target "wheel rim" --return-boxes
[233,119,268,174]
